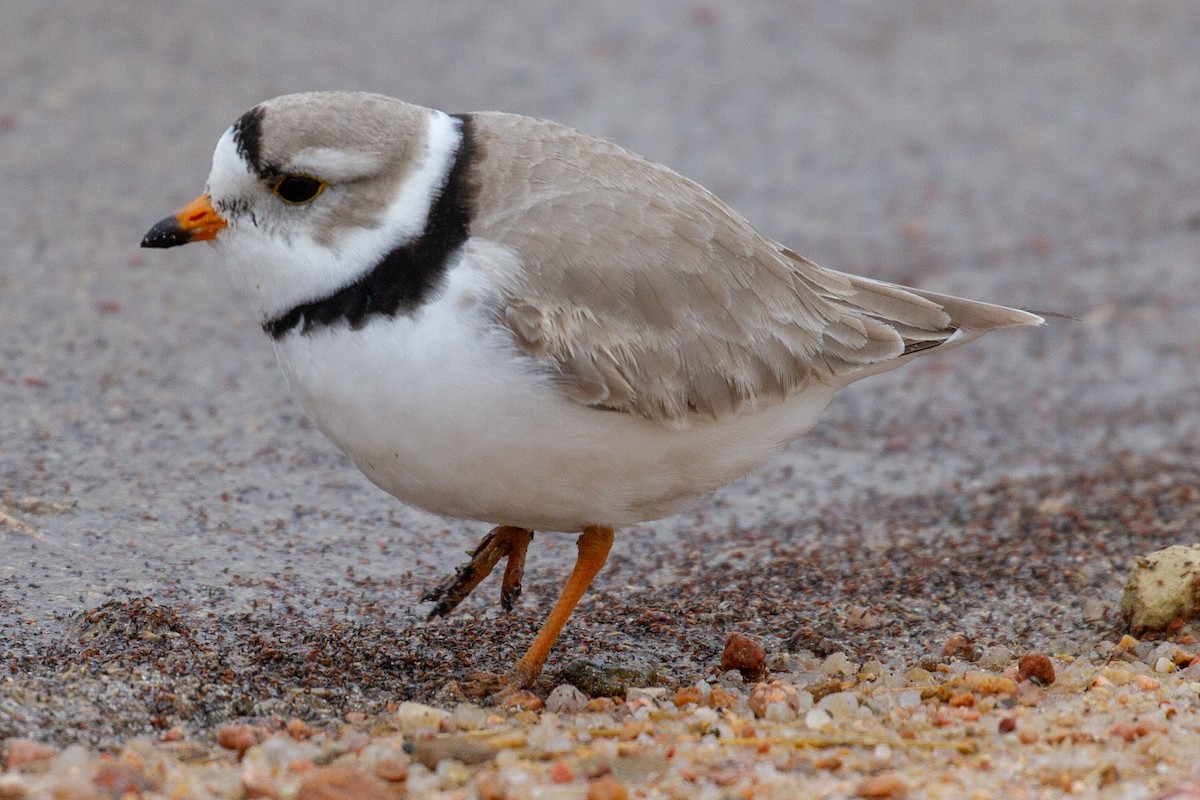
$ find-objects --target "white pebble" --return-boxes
[978,645,1013,671]
[817,691,859,721]
[821,652,855,676]
[805,707,833,730]
[449,702,490,730]
[546,684,589,714]
[897,690,922,709]
[394,701,450,732]
[764,702,796,722]
[1155,657,1176,674]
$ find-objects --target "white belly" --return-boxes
[271,258,834,532]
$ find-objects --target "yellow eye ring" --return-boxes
[272,174,327,204]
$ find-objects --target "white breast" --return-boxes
[270,245,835,532]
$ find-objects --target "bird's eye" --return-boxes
[272,175,326,205]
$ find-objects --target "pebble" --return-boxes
[587,774,630,800]
[546,684,589,714]
[296,766,396,800]
[5,740,57,771]
[821,651,856,677]
[978,645,1014,671]
[942,633,976,661]
[216,725,268,757]
[1121,544,1200,632]
[449,702,491,730]
[1017,653,1056,685]
[673,686,705,707]
[501,691,544,712]
[855,772,909,798]
[748,681,800,719]
[393,701,451,732]
[816,691,859,721]
[559,660,657,697]
[804,708,833,730]
[720,632,767,681]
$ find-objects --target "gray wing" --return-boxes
[464,112,1041,424]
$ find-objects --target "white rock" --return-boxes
[804,707,833,730]
[764,702,797,722]
[821,652,856,676]
[449,702,490,730]
[817,691,859,721]
[394,701,450,732]
[546,684,589,714]
[1121,544,1200,632]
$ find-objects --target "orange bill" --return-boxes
[141,194,228,248]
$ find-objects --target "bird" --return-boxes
[142,91,1043,694]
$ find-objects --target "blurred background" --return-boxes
[2,1,1198,739]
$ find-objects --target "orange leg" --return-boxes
[423,526,535,617]
[504,525,614,689]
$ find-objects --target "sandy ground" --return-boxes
[2,2,1199,796]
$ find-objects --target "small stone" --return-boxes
[549,760,574,783]
[297,766,395,800]
[942,633,976,661]
[708,686,744,710]
[821,651,856,677]
[587,774,630,800]
[558,660,657,697]
[501,690,544,712]
[816,691,858,721]
[748,681,800,719]
[804,707,833,730]
[977,645,1013,671]
[448,703,490,730]
[1017,653,1056,685]
[0,775,30,799]
[1018,727,1039,745]
[855,772,908,798]
[1015,680,1045,706]
[673,686,705,707]
[1133,674,1161,691]
[546,684,589,714]
[374,758,409,783]
[1121,544,1200,633]
[998,717,1017,734]
[720,632,766,681]
[217,725,269,757]
[408,735,508,769]
[393,702,451,732]
[586,697,616,713]
[5,740,56,770]
[94,757,153,797]
[287,719,313,740]
[947,692,975,708]
[764,702,797,722]
[1155,657,1176,674]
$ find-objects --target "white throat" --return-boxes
[210,110,464,325]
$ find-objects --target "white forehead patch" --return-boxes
[207,126,257,199]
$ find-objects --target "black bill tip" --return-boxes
[141,216,192,248]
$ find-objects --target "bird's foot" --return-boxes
[423,526,534,617]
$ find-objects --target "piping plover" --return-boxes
[143,92,1042,691]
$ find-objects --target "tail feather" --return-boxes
[823,269,1044,387]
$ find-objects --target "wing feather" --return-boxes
[464,112,1042,425]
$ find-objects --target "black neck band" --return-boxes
[264,114,476,340]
